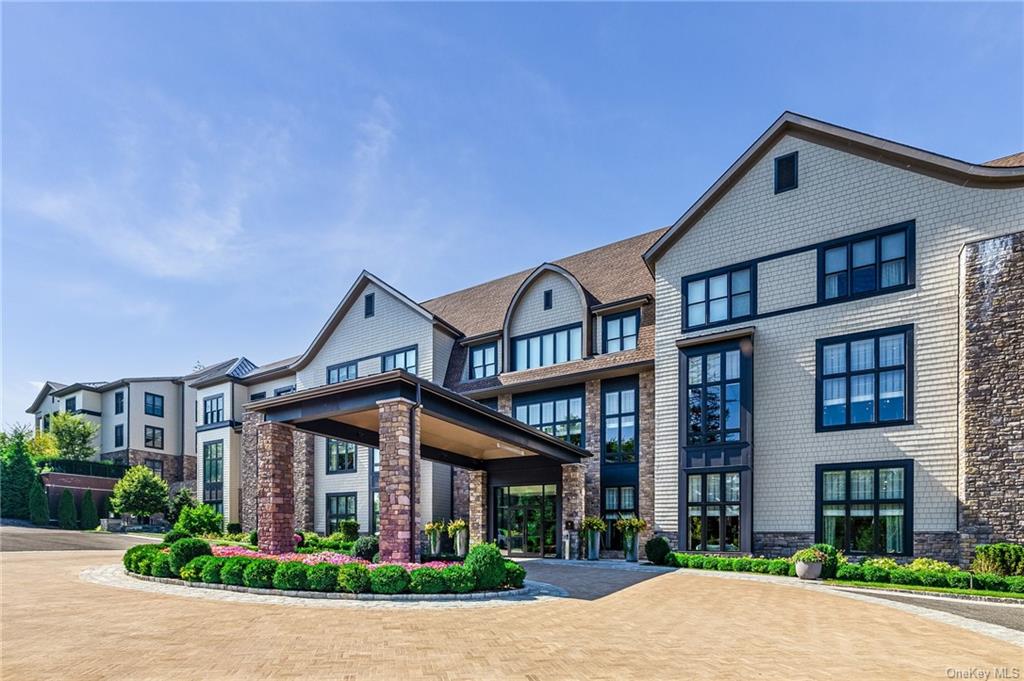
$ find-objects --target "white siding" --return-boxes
[100,388,128,454]
[128,380,181,455]
[313,439,371,534]
[196,428,240,524]
[245,376,297,401]
[507,270,586,338]
[432,329,457,384]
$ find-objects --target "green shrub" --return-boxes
[220,557,253,586]
[503,560,527,588]
[136,552,156,576]
[972,573,1008,592]
[733,557,752,572]
[200,557,227,584]
[369,565,410,594]
[273,561,310,590]
[248,529,258,546]
[836,564,864,581]
[174,504,223,537]
[863,557,899,570]
[242,558,278,588]
[307,563,340,592]
[750,558,770,574]
[716,558,736,571]
[767,559,790,576]
[180,556,213,581]
[167,487,197,525]
[123,544,161,573]
[163,528,191,545]
[808,544,839,578]
[28,478,49,525]
[80,490,99,530]
[409,567,446,594]
[226,522,243,534]
[150,552,173,578]
[337,519,360,542]
[442,564,476,594]
[916,570,948,588]
[644,536,671,566]
[337,563,372,593]
[973,543,1024,576]
[787,562,797,577]
[908,557,955,573]
[57,490,78,530]
[946,571,972,589]
[465,543,505,590]
[889,568,920,585]
[1006,576,1024,594]
[169,538,212,575]
[862,565,890,583]
[670,553,688,568]
[701,556,720,570]
[353,536,379,561]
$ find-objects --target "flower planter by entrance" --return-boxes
[586,530,601,561]
[795,561,822,580]
[454,529,468,558]
[623,535,639,563]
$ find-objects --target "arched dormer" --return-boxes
[501,263,591,372]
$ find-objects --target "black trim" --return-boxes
[364,292,375,318]
[326,438,357,475]
[274,385,296,397]
[326,492,358,534]
[512,385,586,449]
[380,345,418,374]
[543,289,553,310]
[816,221,915,305]
[114,424,124,449]
[602,309,640,354]
[249,392,266,401]
[69,409,102,417]
[114,390,125,415]
[600,375,640,485]
[510,323,583,372]
[203,393,225,425]
[774,151,798,194]
[327,361,358,385]
[682,264,756,332]
[144,392,164,418]
[196,420,241,433]
[469,342,498,380]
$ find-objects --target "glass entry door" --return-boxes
[495,484,558,557]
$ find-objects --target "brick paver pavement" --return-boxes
[2,550,1020,680]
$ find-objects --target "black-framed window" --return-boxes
[203,440,224,516]
[364,292,375,318]
[816,460,913,556]
[42,414,49,431]
[144,425,164,450]
[603,383,637,464]
[684,266,753,329]
[250,392,266,401]
[603,310,639,353]
[820,223,912,302]
[327,362,358,385]
[686,348,743,445]
[144,458,164,480]
[326,493,357,534]
[203,394,224,425]
[382,347,417,375]
[114,424,124,448]
[114,391,124,414]
[470,343,497,379]
[66,397,77,412]
[326,438,357,474]
[144,392,164,417]
[543,289,553,310]
[511,324,582,371]
[371,491,380,535]
[686,471,742,552]
[274,385,296,396]
[602,485,636,550]
[774,151,798,194]
[817,325,912,431]
[513,389,584,447]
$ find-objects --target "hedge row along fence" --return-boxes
[123,539,527,597]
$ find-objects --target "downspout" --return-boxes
[410,383,422,560]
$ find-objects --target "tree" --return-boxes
[28,479,49,525]
[50,412,99,461]
[0,427,37,519]
[110,465,168,519]
[167,487,197,525]
[57,489,78,529]
[174,504,223,536]
[27,431,60,463]
[80,489,100,530]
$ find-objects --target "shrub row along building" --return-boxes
[28,113,1024,564]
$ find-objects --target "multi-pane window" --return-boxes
[686,349,742,444]
[470,343,497,379]
[327,362,357,384]
[144,425,164,450]
[817,461,911,555]
[602,485,636,550]
[326,439,356,474]
[250,392,266,401]
[114,424,124,448]
[274,385,296,396]
[145,458,164,480]
[512,325,583,371]
[514,392,584,447]
[603,385,637,464]
[821,225,910,301]
[114,391,124,414]
[603,310,639,353]
[66,397,77,412]
[685,267,753,329]
[326,493,357,534]
[203,394,224,425]
[818,327,911,430]
[382,347,417,375]
[203,440,224,516]
[687,471,741,552]
[144,392,164,417]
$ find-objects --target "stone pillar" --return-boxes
[497,393,512,417]
[562,463,585,559]
[958,231,1024,566]
[256,421,296,554]
[467,470,488,545]
[240,410,264,532]
[378,398,421,563]
[583,379,602,520]
[452,468,471,520]
[638,368,656,557]
[292,430,315,532]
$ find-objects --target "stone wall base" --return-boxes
[914,532,960,565]
[752,532,815,557]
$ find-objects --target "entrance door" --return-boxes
[495,484,558,557]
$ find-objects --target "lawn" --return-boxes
[826,579,1024,600]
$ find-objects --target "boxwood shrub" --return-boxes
[503,560,526,589]
[973,543,1024,576]
[169,538,212,576]
[150,552,173,578]
[242,558,278,589]
[700,556,720,570]
[889,568,920,586]
[337,563,372,594]
[836,564,864,581]
[220,557,253,586]
[862,565,890,583]
[352,536,379,561]
[163,528,191,545]
[465,543,505,590]
[180,556,212,582]
[201,557,228,584]
[123,544,162,573]
[1006,576,1024,594]
[946,571,972,590]
[972,573,1008,592]
[644,536,671,566]
[409,567,446,594]
[750,558,770,574]
[273,561,310,591]
[307,563,340,592]
[716,558,736,571]
[767,559,790,576]
[733,557,752,572]
[369,565,410,594]
[442,564,476,594]
[917,570,949,588]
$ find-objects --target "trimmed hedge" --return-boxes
[307,563,340,592]
[273,561,310,591]
[124,544,163,573]
[409,567,446,594]
[503,561,526,589]
[150,552,173,578]
[220,557,253,586]
[180,556,212,581]
[369,565,410,595]
[644,536,671,566]
[242,558,278,589]
[465,543,505,590]
[442,564,475,594]
[201,557,228,584]
[338,563,372,594]
[163,528,192,545]
[973,543,1024,577]
[353,536,378,561]
[57,490,78,530]
[169,538,212,576]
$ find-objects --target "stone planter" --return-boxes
[586,530,601,560]
[796,560,822,580]
[428,533,441,556]
[624,535,639,562]
[454,529,468,557]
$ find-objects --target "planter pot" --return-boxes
[586,530,601,560]
[624,535,639,562]
[796,560,822,580]
[428,534,441,556]
[454,529,468,557]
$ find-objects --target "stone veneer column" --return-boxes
[497,393,512,417]
[256,421,296,554]
[958,231,1024,566]
[240,410,265,532]
[452,468,471,521]
[583,379,602,520]
[467,470,488,545]
[292,431,316,532]
[638,368,656,558]
[561,463,585,559]
[378,398,421,563]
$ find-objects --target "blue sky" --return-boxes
[3,2,1022,426]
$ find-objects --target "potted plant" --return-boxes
[447,518,468,557]
[615,517,649,562]
[424,521,445,556]
[580,516,606,560]
[792,547,827,580]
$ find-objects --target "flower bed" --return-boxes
[210,545,451,571]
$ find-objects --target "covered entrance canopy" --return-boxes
[246,370,589,561]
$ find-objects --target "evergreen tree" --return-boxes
[57,489,78,529]
[80,489,100,530]
[28,479,49,525]
[1,427,38,519]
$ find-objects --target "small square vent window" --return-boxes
[543,289,553,310]
[774,152,798,194]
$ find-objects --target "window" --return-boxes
[684,267,753,329]
[817,460,912,555]
[686,471,742,552]
[274,385,296,396]
[203,440,224,516]
[382,347,417,375]
[114,391,124,414]
[327,362,358,384]
[326,493,357,534]
[65,397,77,412]
[144,458,164,480]
[543,289,553,310]
[513,391,584,447]
[203,394,224,425]
[326,439,357,474]
[144,392,164,417]
[114,424,124,448]
[602,485,636,550]
[144,425,164,449]
[511,325,582,371]
[603,310,639,353]
[470,343,497,379]
[686,348,743,444]
[364,292,375,318]
[42,414,49,431]
[817,326,912,430]
[250,392,266,401]
[820,224,911,302]
[774,151,798,194]
[371,492,380,535]
[603,383,637,464]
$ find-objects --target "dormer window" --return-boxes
[543,289,553,310]
[603,310,639,353]
[774,151,798,194]
[364,292,375,318]
[470,343,497,379]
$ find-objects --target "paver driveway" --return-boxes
[2,550,1021,680]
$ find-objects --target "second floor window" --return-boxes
[144,425,164,450]
[512,325,582,371]
[514,392,584,447]
[203,395,224,425]
[686,348,743,445]
[327,362,357,384]
[382,347,417,374]
[274,385,296,396]
[144,392,164,417]
[603,310,639,353]
[326,438,356,474]
[603,383,637,464]
[114,391,124,414]
[470,343,497,379]
[66,397,77,412]
[250,392,266,401]
[821,224,910,302]
[114,424,124,448]
[685,267,752,329]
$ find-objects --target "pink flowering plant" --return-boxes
[210,545,451,572]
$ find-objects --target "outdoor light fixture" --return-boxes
[496,442,526,456]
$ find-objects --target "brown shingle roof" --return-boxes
[984,152,1024,168]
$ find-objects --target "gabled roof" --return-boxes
[186,357,261,388]
[644,111,1024,269]
[25,381,67,414]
